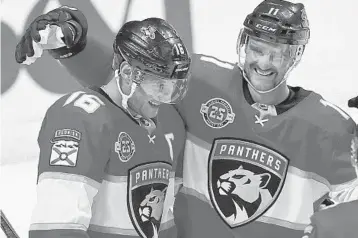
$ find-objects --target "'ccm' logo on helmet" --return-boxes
[255,24,277,33]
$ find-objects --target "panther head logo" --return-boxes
[139,187,167,223]
[217,165,273,223]
[138,187,167,238]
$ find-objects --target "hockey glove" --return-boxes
[15,6,87,64]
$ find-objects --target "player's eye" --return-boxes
[232,174,245,179]
[149,197,156,202]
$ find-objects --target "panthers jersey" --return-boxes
[30,87,185,238]
[57,40,358,238]
[173,54,358,238]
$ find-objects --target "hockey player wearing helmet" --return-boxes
[105,18,190,123]
[16,7,189,238]
[236,0,308,104]
[15,1,358,238]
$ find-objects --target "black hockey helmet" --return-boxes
[243,0,310,45]
[113,17,191,81]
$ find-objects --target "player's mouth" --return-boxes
[254,67,274,77]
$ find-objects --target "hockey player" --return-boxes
[15,1,358,238]
[16,7,190,238]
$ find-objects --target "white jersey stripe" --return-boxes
[30,223,88,231]
[256,216,307,231]
[30,172,99,231]
[88,224,138,236]
[38,171,101,189]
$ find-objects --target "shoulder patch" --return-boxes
[115,132,136,162]
[200,98,235,129]
[49,129,81,167]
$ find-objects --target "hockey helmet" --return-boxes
[113,18,191,104]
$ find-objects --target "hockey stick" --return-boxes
[0,210,20,238]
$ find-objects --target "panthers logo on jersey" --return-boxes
[208,138,289,228]
[128,162,172,238]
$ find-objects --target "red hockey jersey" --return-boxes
[173,54,358,238]
[29,87,185,238]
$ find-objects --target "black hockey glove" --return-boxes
[15,6,87,64]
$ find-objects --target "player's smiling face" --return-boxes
[129,86,161,119]
[244,37,292,91]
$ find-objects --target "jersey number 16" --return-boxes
[63,91,104,113]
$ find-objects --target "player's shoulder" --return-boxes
[297,90,356,135]
[45,87,111,127]
[191,53,238,80]
[189,53,242,92]
[192,53,236,70]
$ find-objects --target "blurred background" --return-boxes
[1,0,358,237]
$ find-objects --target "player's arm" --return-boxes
[15,6,113,87]
[305,117,358,238]
[303,200,358,238]
[299,97,358,237]
[29,102,110,238]
[58,37,113,87]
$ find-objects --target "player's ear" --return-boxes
[119,61,133,86]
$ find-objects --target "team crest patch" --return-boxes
[115,132,135,162]
[208,138,289,228]
[128,162,171,238]
[200,98,235,129]
[49,129,81,167]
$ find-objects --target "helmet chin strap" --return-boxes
[115,69,141,119]
[236,30,304,95]
[241,68,290,94]
[115,69,157,133]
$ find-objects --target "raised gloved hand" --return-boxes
[15,6,88,65]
